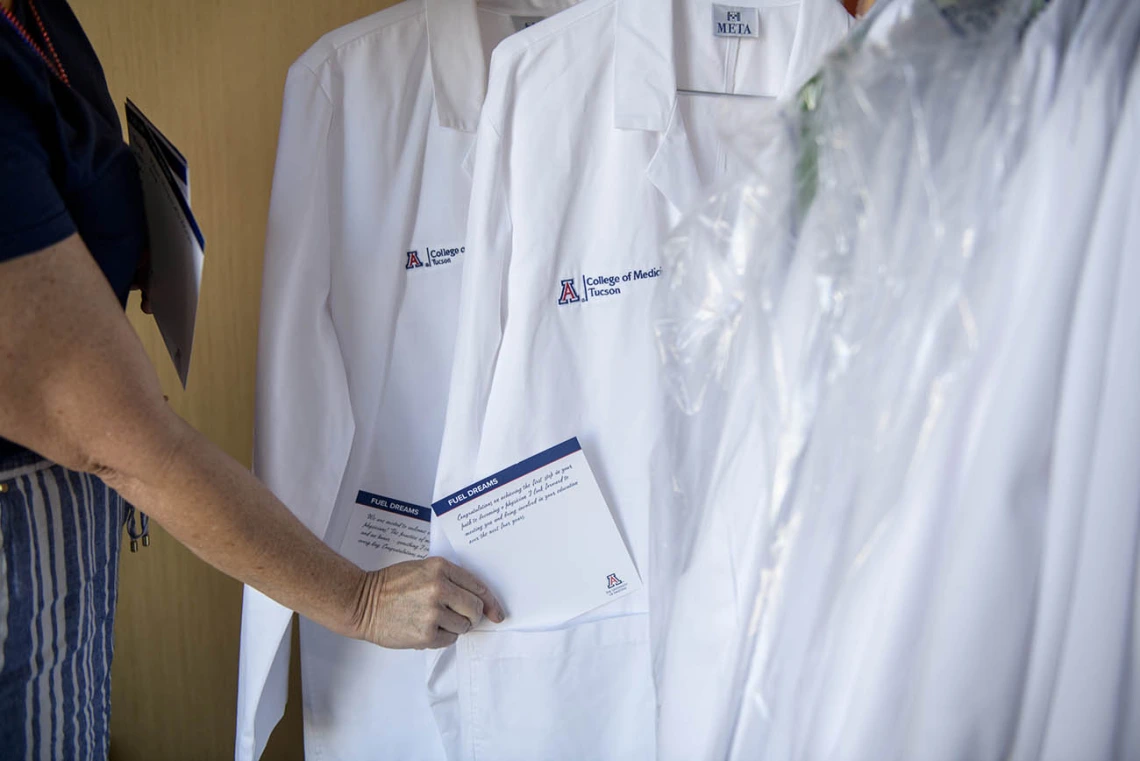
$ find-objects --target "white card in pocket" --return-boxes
[432,438,641,630]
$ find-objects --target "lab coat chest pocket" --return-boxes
[460,614,655,761]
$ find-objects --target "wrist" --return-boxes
[346,566,381,640]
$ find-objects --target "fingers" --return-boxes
[440,582,485,627]
[426,629,459,649]
[441,560,506,623]
[436,607,474,636]
[359,558,505,650]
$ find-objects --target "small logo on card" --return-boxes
[713,4,760,38]
[607,573,624,590]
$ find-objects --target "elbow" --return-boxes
[78,411,194,504]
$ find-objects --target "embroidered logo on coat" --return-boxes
[405,245,464,271]
[555,268,663,305]
[557,278,582,305]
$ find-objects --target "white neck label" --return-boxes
[713,4,760,38]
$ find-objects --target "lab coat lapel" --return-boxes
[612,0,697,213]
[614,0,676,131]
[645,102,705,215]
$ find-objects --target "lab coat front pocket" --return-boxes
[459,613,655,761]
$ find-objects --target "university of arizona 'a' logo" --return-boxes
[406,250,424,269]
[558,278,581,305]
[607,573,623,589]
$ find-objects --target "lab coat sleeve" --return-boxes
[235,61,355,761]
[432,117,513,497]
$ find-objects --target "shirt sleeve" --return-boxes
[0,93,77,260]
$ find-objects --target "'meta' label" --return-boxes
[713,4,760,38]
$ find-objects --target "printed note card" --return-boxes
[339,491,431,571]
[431,438,641,630]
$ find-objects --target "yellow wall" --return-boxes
[66,1,398,758]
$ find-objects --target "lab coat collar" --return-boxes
[636,0,851,212]
[425,0,486,132]
[614,0,852,132]
[426,0,590,132]
[613,0,677,132]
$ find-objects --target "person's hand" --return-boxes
[354,557,506,649]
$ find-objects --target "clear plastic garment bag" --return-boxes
[652,0,1140,759]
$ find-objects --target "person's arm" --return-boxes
[0,233,504,648]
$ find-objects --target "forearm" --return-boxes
[101,419,368,639]
[0,237,366,638]
[1,237,503,650]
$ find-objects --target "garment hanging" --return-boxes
[235,2,575,759]
[427,2,851,759]
[654,0,1140,758]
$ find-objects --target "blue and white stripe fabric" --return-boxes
[0,453,125,760]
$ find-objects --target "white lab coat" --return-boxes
[428,2,851,759]
[236,2,573,759]
[770,6,1140,759]
[657,1,1140,759]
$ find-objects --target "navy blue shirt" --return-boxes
[1,0,147,462]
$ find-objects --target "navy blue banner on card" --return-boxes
[432,438,582,516]
[355,491,431,522]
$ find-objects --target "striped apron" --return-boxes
[0,453,126,760]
